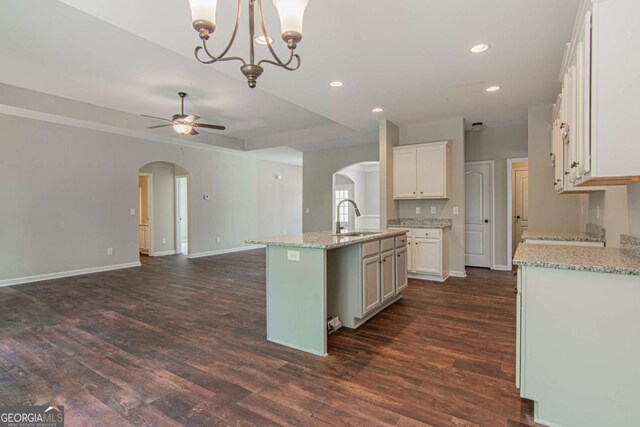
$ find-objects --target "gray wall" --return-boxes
[379,120,400,227]
[465,124,528,267]
[587,187,629,247]
[527,105,583,232]
[0,113,302,282]
[303,143,379,232]
[397,117,466,275]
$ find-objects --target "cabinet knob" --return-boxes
[514,287,518,295]
[413,191,416,194]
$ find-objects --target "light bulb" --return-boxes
[189,0,218,35]
[173,123,193,135]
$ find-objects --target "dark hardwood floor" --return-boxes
[0,250,539,426]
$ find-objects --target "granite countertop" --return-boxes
[521,230,604,243]
[513,243,640,275]
[246,229,408,250]
[388,218,452,229]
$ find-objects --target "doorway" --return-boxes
[464,161,495,268]
[175,175,189,255]
[138,173,153,256]
[332,162,380,230]
[507,158,529,267]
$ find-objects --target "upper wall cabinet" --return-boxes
[554,0,640,188]
[393,141,451,200]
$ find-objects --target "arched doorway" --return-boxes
[332,162,380,230]
[138,161,190,257]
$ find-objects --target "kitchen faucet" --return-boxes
[335,199,361,233]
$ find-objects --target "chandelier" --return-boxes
[188,0,309,88]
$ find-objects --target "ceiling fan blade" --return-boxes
[189,129,199,136]
[193,123,226,131]
[141,114,172,122]
[147,124,173,129]
[184,114,200,123]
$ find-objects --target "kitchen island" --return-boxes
[246,229,409,356]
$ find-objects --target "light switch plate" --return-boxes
[416,207,421,214]
[216,237,221,243]
[305,208,310,214]
[287,250,300,261]
[453,207,459,215]
[430,207,437,214]
[162,237,166,244]
[130,208,136,216]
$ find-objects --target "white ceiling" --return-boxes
[1,0,580,154]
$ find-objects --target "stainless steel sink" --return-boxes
[332,231,379,237]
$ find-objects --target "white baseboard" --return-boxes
[153,250,177,257]
[449,270,467,278]
[492,265,512,271]
[408,273,448,283]
[187,244,265,259]
[0,262,142,288]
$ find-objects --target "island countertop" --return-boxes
[521,230,604,243]
[513,243,640,275]
[246,229,408,250]
[388,218,452,229]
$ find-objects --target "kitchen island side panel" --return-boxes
[266,245,327,356]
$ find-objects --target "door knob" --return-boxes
[516,216,521,220]
[484,219,489,223]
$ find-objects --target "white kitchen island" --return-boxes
[247,229,409,356]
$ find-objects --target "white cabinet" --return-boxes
[393,141,451,199]
[381,250,395,302]
[395,247,408,292]
[391,228,449,282]
[555,0,640,187]
[362,255,381,316]
[414,237,441,275]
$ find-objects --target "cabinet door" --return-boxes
[362,255,381,315]
[516,266,523,389]
[417,145,445,198]
[393,148,417,198]
[407,237,414,272]
[381,250,395,302]
[395,247,408,292]
[580,10,592,176]
[414,237,441,275]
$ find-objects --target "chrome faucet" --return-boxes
[335,199,361,233]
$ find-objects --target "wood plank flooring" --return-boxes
[0,250,540,426]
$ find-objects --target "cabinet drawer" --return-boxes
[362,240,380,258]
[381,238,395,253]
[411,229,442,239]
[395,235,408,248]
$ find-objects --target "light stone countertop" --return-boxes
[513,243,640,275]
[521,230,604,243]
[388,218,452,229]
[246,229,408,250]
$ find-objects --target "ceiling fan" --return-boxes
[142,92,226,136]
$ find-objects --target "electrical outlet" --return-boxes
[430,207,437,214]
[130,208,136,216]
[416,207,421,214]
[216,237,221,243]
[305,208,310,214]
[107,248,113,256]
[453,206,459,215]
[203,194,210,200]
[162,237,166,244]
[287,250,300,261]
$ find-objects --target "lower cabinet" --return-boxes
[413,237,441,274]
[391,228,449,282]
[362,255,381,315]
[381,250,395,302]
[395,246,408,292]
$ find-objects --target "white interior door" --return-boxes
[513,168,529,252]
[464,162,492,268]
[175,176,188,255]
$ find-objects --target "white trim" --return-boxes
[187,244,265,259]
[0,262,141,288]
[464,160,496,269]
[153,250,177,257]
[492,265,512,271]
[507,157,529,269]
[449,270,467,278]
[138,173,154,256]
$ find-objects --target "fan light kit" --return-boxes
[470,43,490,54]
[188,0,310,88]
[142,92,226,136]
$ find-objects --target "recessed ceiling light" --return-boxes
[485,86,501,92]
[372,107,384,113]
[329,81,344,88]
[470,43,490,54]
[254,35,273,45]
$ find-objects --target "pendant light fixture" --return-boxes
[188,0,310,88]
